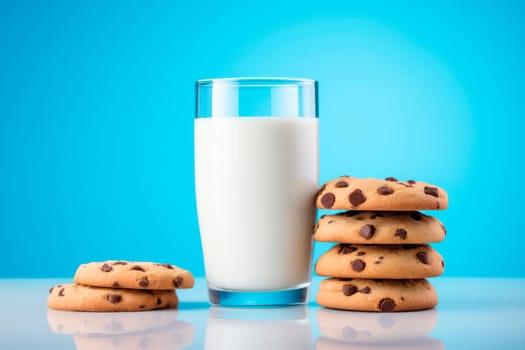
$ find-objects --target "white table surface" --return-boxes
[1,277,524,349]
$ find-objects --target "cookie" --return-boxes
[74,261,194,290]
[316,176,448,211]
[47,284,178,312]
[316,278,437,312]
[315,244,444,279]
[314,211,446,244]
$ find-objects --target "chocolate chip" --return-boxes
[49,287,54,294]
[58,288,65,297]
[424,186,439,197]
[379,256,384,259]
[107,294,121,303]
[360,287,371,294]
[335,181,349,188]
[379,298,396,312]
[369,213,385,219]
[342,284,358,296]
[401,296,405,301]
[101,263,113,272]
[173,276,183,288]
[394,228,407,240]
[349,189,366,207]
[139,304,146,309]
[327,220,334,224]
[131,265,145,272]
[374,261,381,264]
[138,277,149,287]
[359,224,375,240]
[441,260,445,268]
[416,251,430,264]
[155,263,174,269]
[377,186,393,195]
[112,261,128,266]
[156,297,162,305]
[407,179,416,185]
[112,281,120,288]
[409,212,422,221]
[356,251,366,256]
[339,245,358,255]
[385,177,397,182]
[321,193,336,208]
[351,259,366,272]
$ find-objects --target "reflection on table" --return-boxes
[47,308,194,349]
[205,306,312,350]
[316,308,443,350]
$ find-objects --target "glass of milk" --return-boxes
[194,77,319,306]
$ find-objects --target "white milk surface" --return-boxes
[195,117,319,290]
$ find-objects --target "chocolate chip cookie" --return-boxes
[74,261,194,290]
[316,278,437,312]
[47,284,178,312]
[314,211,446,244]
[315,244,444,279]
[316,176,448,211]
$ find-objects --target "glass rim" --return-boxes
[196,77,317,87]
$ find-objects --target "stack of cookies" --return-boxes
[48,260,194,312]
[313,176,448,312]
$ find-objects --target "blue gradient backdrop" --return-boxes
[1,1,524,277]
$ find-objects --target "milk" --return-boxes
[194,117,318,290]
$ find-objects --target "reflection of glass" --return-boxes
[316,308,443,349]
[205,306,313,349]
[47,309,194,349]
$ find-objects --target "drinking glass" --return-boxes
[194,77,319,306]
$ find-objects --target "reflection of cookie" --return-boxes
[316,176,447,211]
[315,244,444,279]
[314,211,446,244]
[73,321,195,350]
[316,278,437,312]
[74,261,194,290]
[316,308,438,343]
[47,308,179,334]
[48,284,178,312]
[316,336,444,350]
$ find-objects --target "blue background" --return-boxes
[1,0,524,278]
